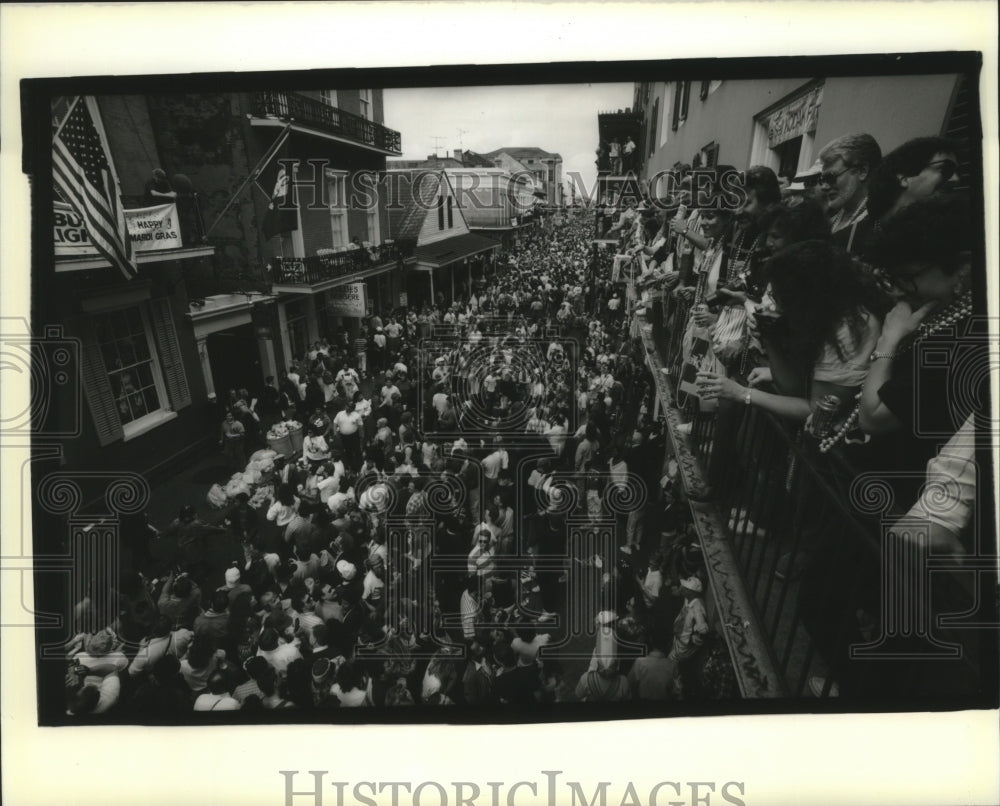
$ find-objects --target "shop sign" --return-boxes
[54,200,183,257]
[766,85,823,148]
[324,282,367,317]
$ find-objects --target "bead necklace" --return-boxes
[818,292,973,453]
[830,197,868,234]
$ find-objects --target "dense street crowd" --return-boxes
[65,209,733,717]
[63,127,984,715]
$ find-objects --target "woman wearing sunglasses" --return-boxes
[816,132,882,255]
[866,136,962,225]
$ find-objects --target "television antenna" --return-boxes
[431,136,445,158]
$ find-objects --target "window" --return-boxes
[700,141,719,169]
[319,90,338,108]
[699,81,711,101]
[649,99,659,157]
[75,297,190,445]
[366,206,380,245]
[437,196,445,230]
[95,307,165,428]
[660,88,672,147]
[358,89,372,121]
[446,196,453,228]
[680,81,691,123]
[327,172,348,249]
[672,82,681,131]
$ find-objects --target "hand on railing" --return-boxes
[696,371,745,403]
[692,307,717,328]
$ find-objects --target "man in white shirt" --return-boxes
[544,415,567,458]
[481,438,509,502]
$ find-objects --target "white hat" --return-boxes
[680,576,703,594]
[336,560,357,581]
[794,158,823,182]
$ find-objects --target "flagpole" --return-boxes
[204,121,293,238]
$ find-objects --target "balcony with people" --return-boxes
[612,148,989,701]
[269,238,416,292]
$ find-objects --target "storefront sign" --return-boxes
[766,85,823,148]
[324,282,367,317]
[54,201,183,257]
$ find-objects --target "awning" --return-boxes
[412,233,499,269]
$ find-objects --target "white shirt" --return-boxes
[334,410,362,435]
[481,449,509,480]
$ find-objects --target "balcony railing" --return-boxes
[251,91,402,155]
[270,240,414,286]
[635,270,983,700]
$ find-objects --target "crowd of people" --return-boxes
[63,127,985,714]
[611,131,982,696]
[64,209,741,718]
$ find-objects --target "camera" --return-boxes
[1,323,81,437]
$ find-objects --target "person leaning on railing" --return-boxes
[852,192,979,539]
[696,240,885,424]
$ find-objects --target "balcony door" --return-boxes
[326,171,348,250]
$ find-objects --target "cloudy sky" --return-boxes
[383,83,633,199]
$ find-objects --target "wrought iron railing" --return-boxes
[270,240,414,286]
[647,285,983,699]
[251,91,402,154]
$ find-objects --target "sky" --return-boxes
[383,83,633,200]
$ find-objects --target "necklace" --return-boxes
[818,292,974,453]
[830,198,868,234]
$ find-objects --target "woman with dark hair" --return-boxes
[697,240,884,421]
[856,193,978,492]
[866,137,961,224]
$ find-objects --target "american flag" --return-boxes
[52,96,136,280]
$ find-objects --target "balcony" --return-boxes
[251,91,402,155]
[270,239,414,291]
[630,276,986,700]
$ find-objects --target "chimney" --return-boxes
[453,150,463,163]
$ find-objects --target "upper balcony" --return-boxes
[269,238,415,294]
[250,91,402,156]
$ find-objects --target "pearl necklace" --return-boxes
[830,198,868,234]
[818,292,973,454]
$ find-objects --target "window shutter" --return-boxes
[149,297,192,411]
[68,316,124,447]
[699,81,710,101]
[671,84,681,131]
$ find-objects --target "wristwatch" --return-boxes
[870,350,896,362]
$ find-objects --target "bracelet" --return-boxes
[870,350,896,362]
[743,388,752,406]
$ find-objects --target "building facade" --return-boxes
[630,75,970,195]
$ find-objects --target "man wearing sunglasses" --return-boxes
[866,136,962,224]
[816,132,882,255]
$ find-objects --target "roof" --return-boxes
[480,146,563,162]
[413,232,500,267]
[387,158,464,171]
[386,170,442,241]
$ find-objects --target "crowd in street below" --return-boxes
[63,126,986,714]
[65,209,736,718]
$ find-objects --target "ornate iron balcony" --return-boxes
[270,240,414,286]
[251,91,402,155]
